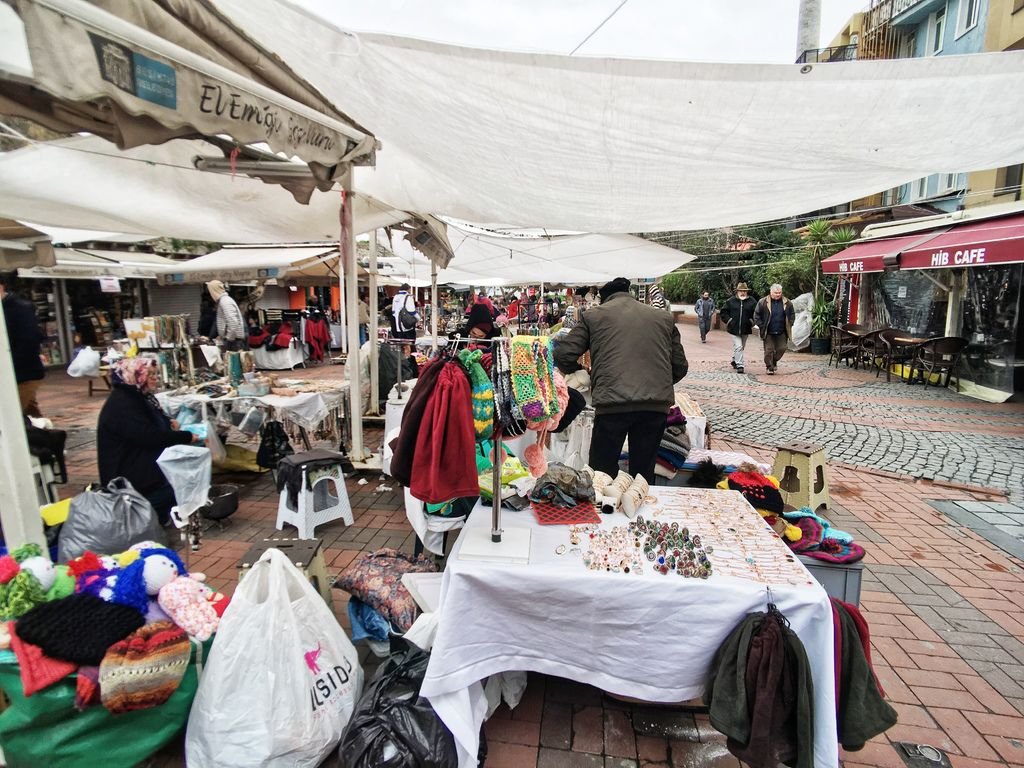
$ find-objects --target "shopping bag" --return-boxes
[0,639,210,768]
[66,346,100,378]
[156,444,211,517]
[57,478,163,562]
[185,549,363,768]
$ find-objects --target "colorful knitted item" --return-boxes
[783,508,854,544]
[99,621,190,714]
[15,593,145,666]
[9,621,77,696]
[157,576,219,641]
[803,539,865,564]
[511,336,557,424]
[0,571,48,620]
[457,349,495,439]
[726,471,785,515]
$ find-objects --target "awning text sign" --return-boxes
[899,214,1024,271]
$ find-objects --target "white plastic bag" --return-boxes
[66,346,101,378]
[156,444,211,518]
[185,549,363,768]
[206,423,228,465]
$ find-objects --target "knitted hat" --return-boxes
[788,517,824,552]
[15,593,145,666]
[598,277,630,301]
[457,349,495,439]
[9,621,77,697]
[802,539,866,564]
[99,621,190,714]
[727,471,785,515]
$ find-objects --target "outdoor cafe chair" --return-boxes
[910,336,969,390]
[876,329,927,383]
[829,326,859,369]
[857,328,889,373]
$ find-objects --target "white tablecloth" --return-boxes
[251,342,306,370]
[158,388,346,431]
[421,488,839,768]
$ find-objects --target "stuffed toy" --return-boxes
[46,565,75,601]
[111,549,188,616]
[157,576,219,641]
[0,544,54,620]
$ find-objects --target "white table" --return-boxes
[158,387,346,432]
[421,487,839,768]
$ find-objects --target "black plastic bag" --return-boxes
[256,420,293,469]
[338,648,457,768]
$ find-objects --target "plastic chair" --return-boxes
[828,326,859,368]
[910,336,969,389]
[276,462,353,538]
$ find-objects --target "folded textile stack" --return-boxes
[783,508,866,564]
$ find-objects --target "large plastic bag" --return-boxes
[157,444,211,517]
[789,291,814,351]
[185,549,363,768]
[66,346,100,378]
[57,478,163,562]
[0,639,211,768]
[338,648,457,768]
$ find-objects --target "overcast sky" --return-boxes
[295,0,869,63]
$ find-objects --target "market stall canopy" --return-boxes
[0,135,409,242]
[16,246,180,279]
[388,225,696,286]
[157,242,429,286]
[0,0,376,186]
[824,202,1024,274]
[202,0,1024,231]
[0,218,54,269]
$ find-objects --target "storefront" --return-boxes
[16,248,184,366]
[823,205,1024,400]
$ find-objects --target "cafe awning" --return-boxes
[17,247,181,279]
[898,213,1024,270]
[820,232,941,275]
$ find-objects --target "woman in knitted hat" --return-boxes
[452,302,499,346]
[96,358,199,525]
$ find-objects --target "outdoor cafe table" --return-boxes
[421,487,839,768]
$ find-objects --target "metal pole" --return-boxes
[491,418,503,543]
[368,228,380,415]
[0,300,47,549]
[341,172,365,461]
[431,262,439,352]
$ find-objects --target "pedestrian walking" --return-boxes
[694,290,715,343]
[1,273,45,416]
[391,283,418,340]
[719,282,757,373]
[205,280,246,351]
[753,283,795,375]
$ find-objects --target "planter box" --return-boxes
[809,337,831,355]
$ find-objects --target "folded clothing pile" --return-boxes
[783,508,865,564]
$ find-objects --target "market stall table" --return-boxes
[421,487,838,768]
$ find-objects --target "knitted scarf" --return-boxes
[457,348,494,440]
[492,340,517,424]
[511,335,557,424]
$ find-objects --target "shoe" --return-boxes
[701,339,706,343]
[737,367,744,373]
[767,369,775,375]
[730,360,737,369]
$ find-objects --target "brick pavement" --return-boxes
[27,339,1024,768]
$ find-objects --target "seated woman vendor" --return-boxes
[96,358,200,525]
[451,303,500,345]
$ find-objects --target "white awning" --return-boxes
[17,247,181,279]
[210,0,1024,231]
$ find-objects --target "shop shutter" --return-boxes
[256,285,293,309]
[146,284,202,325]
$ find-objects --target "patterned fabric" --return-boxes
[111,358,160,394]
[648,284,667,310]
[99,621,190,714]
[335,548,438,632]
[510,335,557,424]
[457,349,495,439]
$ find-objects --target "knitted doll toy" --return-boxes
[157,576,220,641]
[110,548,188,616]
[0,544,57,620]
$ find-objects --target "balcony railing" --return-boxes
[795,44,858,64]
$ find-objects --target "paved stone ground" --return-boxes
[26,334,1024,768]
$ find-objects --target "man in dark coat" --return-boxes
[554,277,688,482]
[753,283,796,375]
[719,282,758,374]
[1,274,45,416]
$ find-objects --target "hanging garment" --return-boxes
[831,599,897,751]
[389,358,446,487]
[305,315,331,361]
[409,363,478,504]
[704,609,815,768]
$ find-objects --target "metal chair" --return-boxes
[910,336,969,389]
[829,326,859,368]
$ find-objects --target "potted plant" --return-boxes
[809,298,834,355]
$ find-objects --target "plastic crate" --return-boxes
[797,554,863,606]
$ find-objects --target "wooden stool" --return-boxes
[237,537,333,606]
[772,441,831,512]
[88,366,112,397]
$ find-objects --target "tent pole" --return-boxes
[368,228,380,416]
[0,300,46,550]
[341,172,365,461]
[431,262,439,351]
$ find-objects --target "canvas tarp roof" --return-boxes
[0,135,409,242]
[17,246,181,279]
[206,0,1024,232]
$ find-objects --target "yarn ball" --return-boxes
[20,556,56,593]
[99,621,190,714]
[158,576,219,641]
[15,593,145,666]
[46,565,75,601]
[524,441,548,478]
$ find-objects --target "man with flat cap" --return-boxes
[554,277,688,482]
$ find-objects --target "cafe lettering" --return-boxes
[929,247,987,267]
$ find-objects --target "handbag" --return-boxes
[57,477,163,562]
[398,296,417,330]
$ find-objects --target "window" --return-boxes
[850,32,860,46]
[900,32,917,58]
[956,0,980,36]
[928,5,947,55]
[995,164,1023,197]
[939,173,961,193]
[881,188,894,206]
[914,176,929,200]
